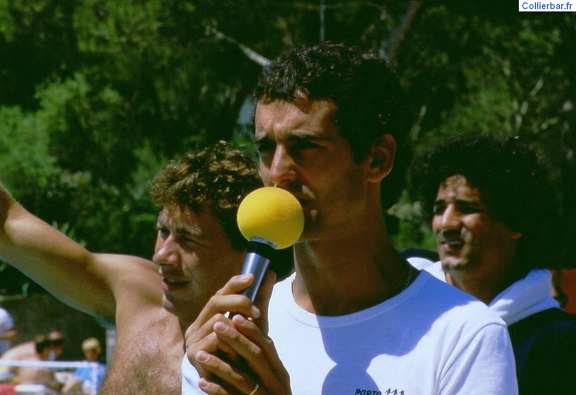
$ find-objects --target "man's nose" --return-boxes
[267,146,297,187]
[153,236,180,266]
[437,204,461,231]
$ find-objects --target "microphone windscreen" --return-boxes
[237,187,304,249]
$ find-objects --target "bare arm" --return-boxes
[0,329,16,341]
[0,181,155,322]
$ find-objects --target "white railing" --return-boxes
[0,360,100,395]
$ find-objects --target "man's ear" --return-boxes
[366,134,396,182]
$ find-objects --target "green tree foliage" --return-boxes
[395,5,576,256]
[0,1,574,295]
[0,106,58,200]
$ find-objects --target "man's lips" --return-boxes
[439,238,464,250]
[275,185,313,205]
[161,275,190,289]
[282,191,308,205]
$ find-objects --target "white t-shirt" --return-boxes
[183,271,518,394]
[409,259,560,326]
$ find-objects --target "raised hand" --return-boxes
[184,272,291,395]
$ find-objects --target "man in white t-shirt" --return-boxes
[182,43,517,395]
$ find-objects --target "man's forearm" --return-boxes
[0,181,18,225]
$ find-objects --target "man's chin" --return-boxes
[162,301,174,314]
[162,295,181,315]
[163,294,196,317]
[440,257,468,271]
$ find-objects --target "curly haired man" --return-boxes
[414,136,576,394]
[0,141,281,394]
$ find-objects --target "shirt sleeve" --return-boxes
[181,354,207,395]
[442,323,518,395]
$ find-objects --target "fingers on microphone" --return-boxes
[201,294,261,323]
[213,319,271,370]
[216,274,255,296]
[196,349,256,395]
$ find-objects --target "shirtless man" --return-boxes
[15,334,57,389]
[1,331,64,365]
[0,141,266,394]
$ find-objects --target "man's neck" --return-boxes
[445,269,518,305]
[291,225,411,316]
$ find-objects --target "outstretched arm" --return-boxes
[0,181,154,321]
[0,328,16,342]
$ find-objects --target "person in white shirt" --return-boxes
[409,136,576,394]
[182,42,517,395]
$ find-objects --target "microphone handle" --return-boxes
[240,238,276,302]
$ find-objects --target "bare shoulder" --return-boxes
[94,253,157,275]
[95,253,160,299]
[0,341,35,360]
[87,255,184,394]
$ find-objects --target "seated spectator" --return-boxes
[1,336,38,383]
[47,332,65,361]
[1,340,36,363]
[0,307,17,384]
[62,338,106,395]
[15,334,59,392]
[0,308,17,357]
[0,332,68,393]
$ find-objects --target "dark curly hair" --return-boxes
[150,141,262,251]
[417,136,563,270]
[252,42,414,209]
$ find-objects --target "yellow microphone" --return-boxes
[236,187,304,301]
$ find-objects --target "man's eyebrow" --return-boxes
[175,222,203,236]
[434,199,487,210]
[458,200,488,210]
[289,132,328,142]
[432,198,474,205]
[156,216,204,238]
[255,131,326,144]
[454,199,483,206]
